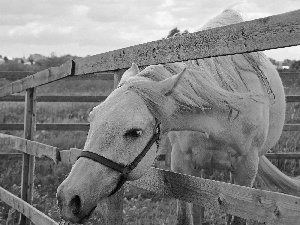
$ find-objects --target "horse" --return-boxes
[56,8,298,225]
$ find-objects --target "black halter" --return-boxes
[77,119,160,196]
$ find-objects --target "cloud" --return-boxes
[153,11,176,27]
[7,22,74,45]
[72,5,90,17]
[1,0,300,60]
[162,0,175,8]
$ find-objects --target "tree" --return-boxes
[269,58,279,67]
[290,60,300,71]
[0,60,31,71]
[167,27,180,38]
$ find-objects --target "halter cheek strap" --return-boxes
[77,119,160,196]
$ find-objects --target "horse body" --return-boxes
[168,50,285,174]
[56,9,296,225]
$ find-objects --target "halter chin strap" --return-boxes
[77,119,160,197]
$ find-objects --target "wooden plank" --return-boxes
[59,148,82,165]
[283,124,300,131]
[0,10,299,95]
[0,148,82,165]
[64,72,114,81]
[265,153,300,160]
[0,71,113,81]
[131,167,300,225]
[0,95,107,102]
[0,186,58,225]
[35,95,105,102]
[3,151,299,164]
[0,133,59,162]
[0,94,298,103]
[0,71,296,83]
[157,153,300,162]
[286,95,300,103]
[34,95,107,102]
[0,123,299,132]
[0,124,24,130]
[0,123,89,131]
[74,9,300,75]
[20,88,36,225]
[0,153,23,159]
[0,60,74,98]
[279,72,300,82]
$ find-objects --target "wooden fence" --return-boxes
[1,8,300,225]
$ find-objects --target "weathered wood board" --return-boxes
[0,186,58,225]
[0,95,107,102]
[0,123,299,132]
[74,9,300,74]
[131,167,300,225]
[0,10,300,96]
[0,133,59,162]
[0,60,74,98]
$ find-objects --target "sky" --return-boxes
[1,0,300,61]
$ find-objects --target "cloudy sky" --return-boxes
[1,0,300,61]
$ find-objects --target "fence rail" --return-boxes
[0,95,107,102]
[2,138,300,224]
[0,133,58,162]
[0,10,300,98]
[1,123,300,133]
[1,8,300,225]
[132,167,300,225]
[0,94,299,103]
[0,186,58,225]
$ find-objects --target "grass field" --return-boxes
[1,77,300,224]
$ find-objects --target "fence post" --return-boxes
[197,170,205,225]
[226,172,235,225]
[19,87,36,225]
[106,70,125,225]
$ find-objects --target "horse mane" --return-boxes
[124,9,272,120]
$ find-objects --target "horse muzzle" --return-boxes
[56,182,97,224]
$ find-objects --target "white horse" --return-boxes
[57,9,298,225]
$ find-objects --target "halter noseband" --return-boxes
[77,119,160,196]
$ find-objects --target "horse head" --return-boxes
[56,63,185,223]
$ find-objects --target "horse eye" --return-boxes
[124,129,143,138]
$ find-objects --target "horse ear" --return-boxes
[157,68,187,95]
[120,63,140,84]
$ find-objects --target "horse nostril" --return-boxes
[69,195,81,216]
